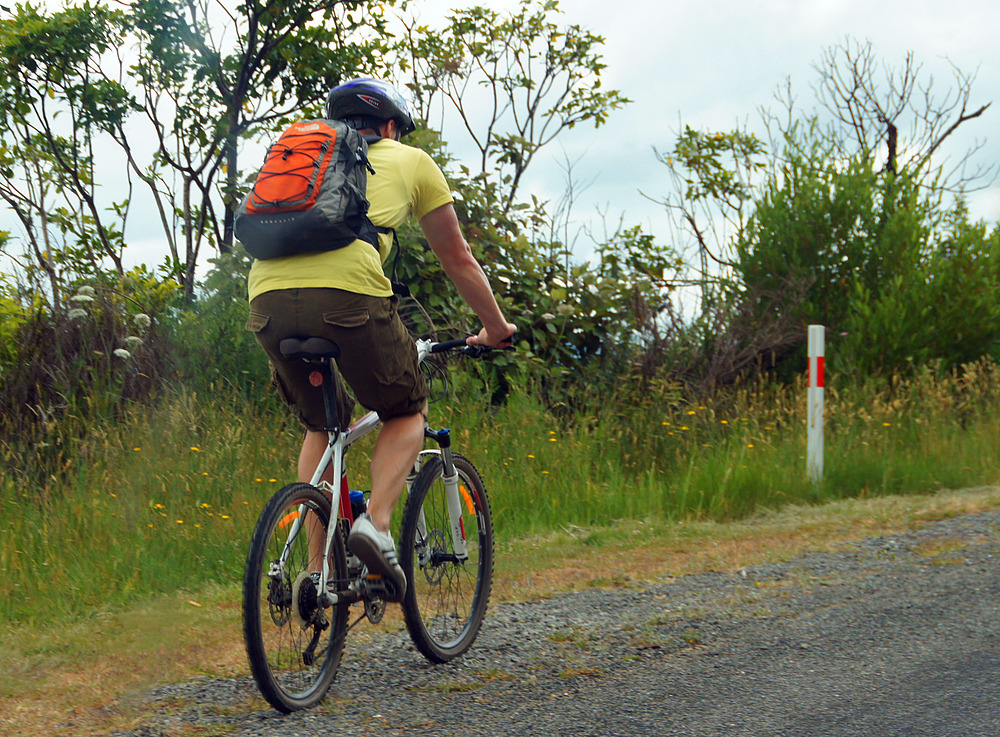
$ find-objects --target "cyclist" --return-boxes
[246,78,516,600]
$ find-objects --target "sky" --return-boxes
[4,0,999,275]
[408,0,1000,262]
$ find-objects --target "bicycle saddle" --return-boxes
[279,337,341,360]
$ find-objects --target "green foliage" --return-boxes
[0,274,29,367]
[397,0,629,215]
[169,249,272,400]
[732,121,1000,377]
[126,0,398,284]
[670,126,766,206]
[737,129,919,332]
[0,2,135,281]
[0,272,178,484]
[839,210,1000,376]
[393,124,680,409]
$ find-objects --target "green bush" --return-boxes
[0,270,177,484]
[733,125,1000,378]
[169,250,273,402]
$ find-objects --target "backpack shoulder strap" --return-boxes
[378,227,409,297]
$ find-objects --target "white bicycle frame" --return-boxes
[275,338,471,599]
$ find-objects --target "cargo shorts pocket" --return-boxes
[322,308,370,329]
[246,311,270,332]
[323,304,408,386]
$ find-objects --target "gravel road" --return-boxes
[116,507,1000,737]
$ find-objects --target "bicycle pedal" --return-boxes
[361,574,402,603]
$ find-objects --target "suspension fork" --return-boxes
[424,428,469,561]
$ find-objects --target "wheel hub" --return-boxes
[421,529,448,585]
[267,571,292,626]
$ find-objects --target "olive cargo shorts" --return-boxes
[247,289,429,430]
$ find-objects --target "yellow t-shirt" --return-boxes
[247,138,454,301]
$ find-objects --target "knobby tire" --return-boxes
[242,483,349,712]
[399,454,494,663]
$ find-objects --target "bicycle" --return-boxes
[241,335,498,713]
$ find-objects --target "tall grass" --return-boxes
[3,360,1000,625]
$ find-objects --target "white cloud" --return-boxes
[497,0,1000,238]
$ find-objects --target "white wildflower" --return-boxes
[76,286,96,297]
[69,294,95,304]
[125,336,143,350]
[68,308,88,320]
[113,348,132,360]
[556,303,574,316]
[133,313,151,330]
[541,312,556,321]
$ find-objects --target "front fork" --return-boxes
[419,428,470,562]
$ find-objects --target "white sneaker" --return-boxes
[348,514,406,601]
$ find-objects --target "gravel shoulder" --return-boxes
[111,506,1000,737]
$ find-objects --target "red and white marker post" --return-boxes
[807,325,825,482]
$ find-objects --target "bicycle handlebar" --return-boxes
[429,338,475,354]
[422,334,517,360]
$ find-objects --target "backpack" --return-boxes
[234,119,381,260]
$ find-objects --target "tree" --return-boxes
[122,0,396,298]
[809,38,993,192]
[395,0,629,223]
[838,208,1000,376]
[652,40,996,381]
[735,124,930,333]
[0,2,134,308]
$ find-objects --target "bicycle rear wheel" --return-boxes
[242,483,349,712]
[399,454,494,662]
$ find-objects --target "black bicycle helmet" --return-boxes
[325,78,416,137]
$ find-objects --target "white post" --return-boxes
[807,325,825,482]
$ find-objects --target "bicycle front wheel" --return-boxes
[399,454,494,663]
[242,483,349,712]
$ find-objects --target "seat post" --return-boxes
[314,358,341,432]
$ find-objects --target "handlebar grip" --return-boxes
[430,334,517,355]
[430,338,472,354]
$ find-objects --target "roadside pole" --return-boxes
[808,325,825,483]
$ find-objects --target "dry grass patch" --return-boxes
[493,485,1000,598]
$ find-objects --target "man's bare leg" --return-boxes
[366,403,427,532]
